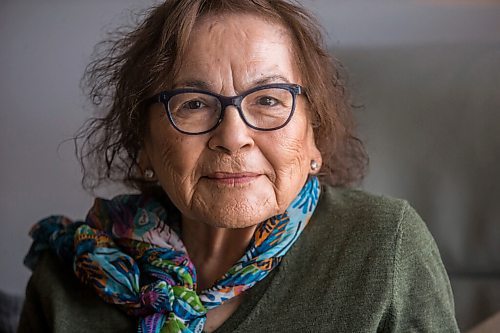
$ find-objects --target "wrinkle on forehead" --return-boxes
[174,13,299,94]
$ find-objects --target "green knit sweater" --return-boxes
[18,186,459,332]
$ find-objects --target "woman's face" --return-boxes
[143,13,321,228]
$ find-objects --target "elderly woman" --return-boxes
[18,0,459,332]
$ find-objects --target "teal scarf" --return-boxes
[25,177,320,333]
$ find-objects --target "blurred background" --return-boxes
[1,0,499,331]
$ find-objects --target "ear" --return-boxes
[137,149,155,179]
[306,125,323,175]
[309,148,322,175]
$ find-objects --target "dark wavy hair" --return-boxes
[77,0,368,193]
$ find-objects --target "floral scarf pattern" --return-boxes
[25,177,320,333]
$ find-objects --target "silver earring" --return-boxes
[144,168,155,179]
[310,160,319,171]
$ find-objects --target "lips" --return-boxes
[204,172,261,185]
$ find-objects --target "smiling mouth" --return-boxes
[204,172,261,185]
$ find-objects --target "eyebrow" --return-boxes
[174,80,212,90]
[173,74,292,92]
[251,75,291,86]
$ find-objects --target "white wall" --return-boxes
[1,0,499,295]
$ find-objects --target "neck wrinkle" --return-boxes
[181,216,258,291]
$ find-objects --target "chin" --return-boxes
[186,184,281,228]
[198,201,279,229]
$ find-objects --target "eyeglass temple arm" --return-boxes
[144,93,164,108]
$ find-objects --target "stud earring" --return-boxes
[310,160,319,171]
[144,168,155,179]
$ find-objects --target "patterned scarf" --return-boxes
[25,177,320,333]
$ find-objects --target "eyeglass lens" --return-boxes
[167,87,294,133]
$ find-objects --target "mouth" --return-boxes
[204,172,261,185]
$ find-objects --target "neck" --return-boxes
[181,217,258,291]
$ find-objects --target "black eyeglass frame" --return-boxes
[144,83,304,135]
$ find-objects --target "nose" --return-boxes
[207,105,254,154]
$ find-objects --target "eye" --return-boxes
[256,96,279,107]
[183,100,206,110]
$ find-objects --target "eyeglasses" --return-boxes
[144,83,304,135]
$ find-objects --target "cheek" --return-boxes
[145,120,206,205]
[259,119,314,208]
[147,109,199,171]
[156,136,189,170]
[147,124,179,173]
[274,138,310,181]
[270,112,313,170]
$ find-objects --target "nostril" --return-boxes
[211,144,232,154]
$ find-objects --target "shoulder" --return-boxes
[309,184,431,254]
[288,184,433,290]
[18,252,135,333]
[319,184,413,224]
[308,185,446,283]
[292,184,459,331]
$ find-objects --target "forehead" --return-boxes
[173,13,301,90]
[193,12,288,37]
